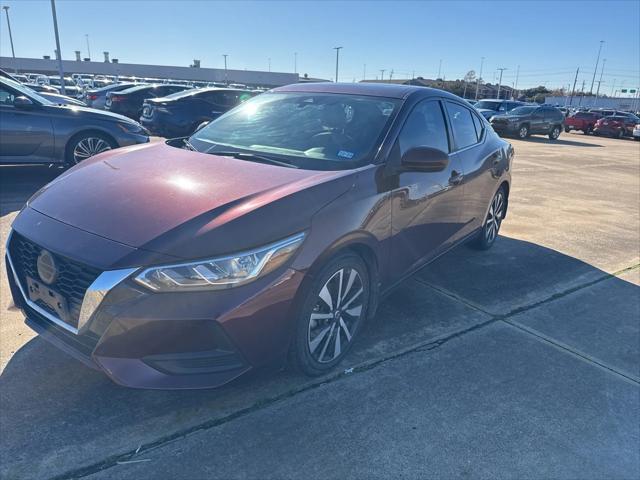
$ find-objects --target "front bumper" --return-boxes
[490,122,519,135]
[6,215,305,389]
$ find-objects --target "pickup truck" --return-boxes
[564,111,602,134]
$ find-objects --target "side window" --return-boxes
[445,101,479,149]
[0,87,16,106]
[471,112,484,141]
[397,100,449,154]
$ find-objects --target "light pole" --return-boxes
[496,67,507,99]
[268,57,271,72]
[85,33,91,60]
[514,64,520,99]
[437,59,442,79]
[50,0,66,95]
[475,56,484,100]
[595,58,606,102]
[222,54,228,84]
[380,69,385,81]
[333,46,342,83]
[2,6,16,72]
[589,40,604,95]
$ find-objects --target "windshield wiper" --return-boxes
[211,151,298,169]
[182,138,197,151]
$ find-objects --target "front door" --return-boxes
[389,99,464,280]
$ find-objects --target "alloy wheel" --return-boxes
[307,267,364,364]
[485,190,505,243]
[551,127,560,139]
[73,137,112,163]
[518,126,528,138]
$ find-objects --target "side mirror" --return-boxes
[401,146,449,173]
[13,96,35,109]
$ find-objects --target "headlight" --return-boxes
[117,122,147,135]
[133,232,305,292]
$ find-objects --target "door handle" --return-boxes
[449,171,463,186]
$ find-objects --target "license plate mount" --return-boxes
[26,276,72,323]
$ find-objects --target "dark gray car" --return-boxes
[83,82,136,110]
[474,99,525,119]
[490,105,565,140]
[0,76,149,165]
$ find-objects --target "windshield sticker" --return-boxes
[337,150,355,159]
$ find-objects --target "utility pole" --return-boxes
[294,52,297,74]
[222,54,228,84]
[3,6,16,72]
[437,59,442,79]
[85,33,91,60]
[514,64,520,99]
[589,40,604,95]
[389,69,394,80]
[268,57,271,72]
[496,67,507,99]
[568,67,579,106]
[595,58,606,101]
[578,79,586,106]
[50,0,66,95]
[610,79,616,97]
[475,56,484,100]
[380,69,385,81]
[333,46,342,83]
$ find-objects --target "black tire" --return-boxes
[549,125,561,140]
[564,126,570,133]
[517,124,529,139]
[289,253,371,376]
[617,129,624,139]
[585,125,593,135]
[65,132,116,166]
[470,186,507,251]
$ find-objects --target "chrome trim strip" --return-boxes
[77,267,137,334]
[6,229,137,336]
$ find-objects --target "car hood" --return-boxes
[42,104,137,123]
[26,142,355,259]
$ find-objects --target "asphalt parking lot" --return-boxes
[1,132,639,480]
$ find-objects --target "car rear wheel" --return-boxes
[549,125,561,140]
[517,125,529,139]
[564,126,571,133]
[66,132,116,165]
[471,187,506,250]
[585,125,593,135]
[289,253,370,376]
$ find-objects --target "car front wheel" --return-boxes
[549,125,561,140]
[289,253,370,376]
[67,133,115,165]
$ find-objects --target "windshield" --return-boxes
[508,106,537,115]
[3,77,53,105]
[189,92,401,169]
[474,101,501,111]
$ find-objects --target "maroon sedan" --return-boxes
[6,83,513,389]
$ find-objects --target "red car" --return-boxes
[6,83,513,389]
[564,111,602,135]
[593,115,639,138]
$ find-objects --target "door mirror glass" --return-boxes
[401,146,449,172]
[13,96,35,109]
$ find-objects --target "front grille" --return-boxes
[8,232,102,329]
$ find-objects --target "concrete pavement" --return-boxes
[0,132,638,479]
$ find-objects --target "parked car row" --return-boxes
[477,98,640,141]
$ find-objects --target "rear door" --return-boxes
[443,100,498,239]
[530,108,546,133]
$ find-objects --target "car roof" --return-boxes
[272,82,464,100]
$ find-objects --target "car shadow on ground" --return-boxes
[517,137,604,147]
[1,235,638,479]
